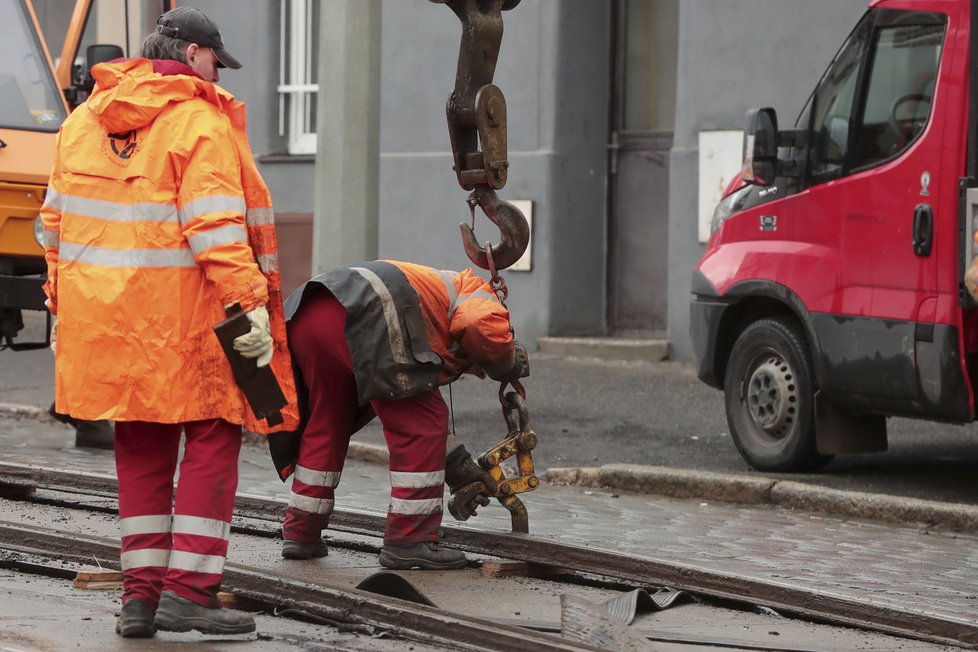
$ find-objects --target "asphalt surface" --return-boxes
[6,310,978,506]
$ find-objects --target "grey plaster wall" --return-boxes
[667,0,868,361]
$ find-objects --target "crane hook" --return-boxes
[460,185,529,271]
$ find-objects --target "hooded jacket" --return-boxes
[40,58,299,432]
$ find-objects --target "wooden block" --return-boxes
[73,570,124,590]
[480,560,575,578]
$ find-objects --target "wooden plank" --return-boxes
[73,570,124,590]
[481,560,575,578]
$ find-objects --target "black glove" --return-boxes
[486,340,530,383]
[445,444,498,495]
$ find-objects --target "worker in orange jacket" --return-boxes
[40,7,298,639]
[273,260,528,569]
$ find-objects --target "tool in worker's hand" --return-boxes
[448,384,538,533]
[213,303,287,426]
[431,0,530,271]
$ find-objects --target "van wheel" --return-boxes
[724,318,831,472]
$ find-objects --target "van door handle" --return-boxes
[913,204,933,257]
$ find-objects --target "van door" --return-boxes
[782,4,966,418]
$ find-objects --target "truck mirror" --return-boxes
[81,44,124,93]
[742,107,778,186]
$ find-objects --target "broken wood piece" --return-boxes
[480,560,575,578]
[73,570,124,590]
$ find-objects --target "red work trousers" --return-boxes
[115,419,241,610]
[285,291,448,546]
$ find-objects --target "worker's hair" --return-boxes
[137,32,190,63]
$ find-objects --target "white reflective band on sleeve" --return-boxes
[42,230,60,247]
[187,224,247,256]
[389,470,445,489]
[351,266,410,363]
[246,207,274,226]
[120,514,172,537]
[121,548,170,570]
[59,242,197,268]
[289,493,335,515]
[457,289,501,307]
[168,549,225,575]
[58,192,178,223]
[172,515,230,541]
[294,465,341,488]
[42,188,63,211]
[178,195,247,226]
[257,253,279,273]
[436,270,459,316]
[389,497,443,516]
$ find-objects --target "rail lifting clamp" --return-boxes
[448,385,538,533]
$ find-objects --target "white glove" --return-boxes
[967,258,978,302]
[50,316,57,355]
[232,305,274,367]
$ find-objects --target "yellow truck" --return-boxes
[0,0,170,349]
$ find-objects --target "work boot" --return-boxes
[74,420,114,450]
[153,590,255,635]
[281,538,328,560]
[378,542,467,570]
[115,598,155,638]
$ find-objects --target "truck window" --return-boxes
[853,21,945,170]
[0,0,67,131]
[808,19,871,186]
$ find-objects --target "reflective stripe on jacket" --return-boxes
[40,59,299,432]
[283,260,515,404]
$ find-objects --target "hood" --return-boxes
[86,58,243,134]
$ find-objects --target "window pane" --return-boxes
[621,0,677,131]
[808,19,870,185]
[0,0,66,130]
[853,23,944,168]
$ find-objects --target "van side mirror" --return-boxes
[742,107,778,186]
[81,44,125,94]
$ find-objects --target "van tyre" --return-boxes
[724,318,831,472]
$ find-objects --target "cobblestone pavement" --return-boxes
[2,415,977,637]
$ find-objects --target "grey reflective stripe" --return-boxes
[289,493,335,515]
[390,470,445,489]
[121,548,170,570]
[257,253,279,273]
[61,193,178,223]
[389,497,443,515]
[457,289,501,308]
[168,550,225,575]
[172,515,230,540]
[120,514,172,537]
[436,269,459,316]
[294,465,341,488]
[59,241,196,268]
[42,188,63,211]
[351,266,411,363]
[42,230,60,247]
[178,195,247,226]
[246,207,274,226]
[187,224,247,256]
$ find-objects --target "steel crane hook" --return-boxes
[460,185,529,271]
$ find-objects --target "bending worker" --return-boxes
[40,7,298,639]
[273,260,528,569]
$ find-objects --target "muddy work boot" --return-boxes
[281,538,328,560]
[73,419,114,449]
[154,590,255,635]
[116,598,155,638]
[379,542,467,570]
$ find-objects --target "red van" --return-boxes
[691,0,978,471]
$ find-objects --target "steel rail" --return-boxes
[1,462,976,649]
[0,519,597,652]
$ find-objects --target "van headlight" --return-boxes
[711,185,751,234]
[34,214,44,247]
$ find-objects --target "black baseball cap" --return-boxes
[155,7,242,69]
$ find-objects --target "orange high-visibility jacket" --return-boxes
[283,260,516,404]
[40,59,299,433]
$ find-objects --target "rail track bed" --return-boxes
[0,462,966,650]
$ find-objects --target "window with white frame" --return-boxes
[279,0,319,154]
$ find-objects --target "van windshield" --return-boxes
[0,0,67,132]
